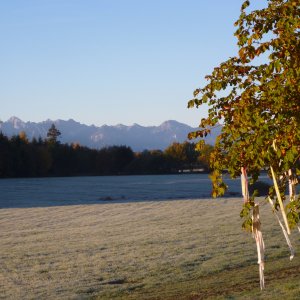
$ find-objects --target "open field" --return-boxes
[1,198,300,299]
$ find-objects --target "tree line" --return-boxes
[0,126,213,178]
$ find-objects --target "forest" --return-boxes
[0,127,213,178]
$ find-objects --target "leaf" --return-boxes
[241,0,250,11]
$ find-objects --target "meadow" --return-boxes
[1,198,300,299]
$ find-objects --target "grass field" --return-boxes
[1,198,300,299]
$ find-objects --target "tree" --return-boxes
[96,146,134,174]
[0,132,12,177]
[188,0,299,289]
[125,150,171,174]
[47,123,61,143]
[165,142,198,170]
[197,144,214,171]
[19,131,28,143]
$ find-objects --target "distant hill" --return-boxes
[0,117,220,151]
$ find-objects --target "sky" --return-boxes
[0,0,268,127]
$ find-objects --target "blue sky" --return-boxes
[0,1,267,127]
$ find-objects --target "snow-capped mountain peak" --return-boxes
[7,116,25,129]
[0,117,220,150]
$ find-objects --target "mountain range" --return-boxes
[0,117,220,151]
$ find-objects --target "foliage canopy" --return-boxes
[189,0,300,217]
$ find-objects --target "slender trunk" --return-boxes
[252,204,265,290]
[268,196,294,260]
[270,166,291,235]
[241,166,249,203]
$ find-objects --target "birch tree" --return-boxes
[188,0,300,289]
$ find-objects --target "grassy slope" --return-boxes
[1,198,300,299]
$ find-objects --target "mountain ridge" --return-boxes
[0,117,219,151]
